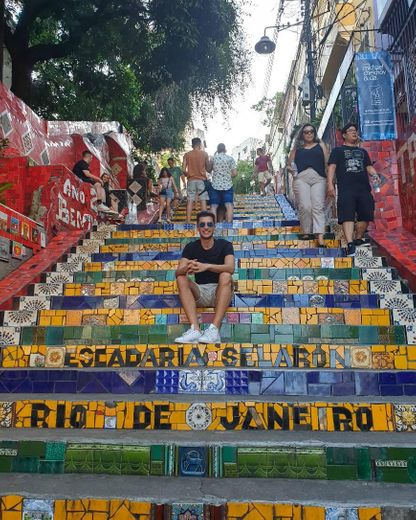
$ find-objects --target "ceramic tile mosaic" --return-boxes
[0,368,413,396]
[4,343,416,370]
[1,194,416,511]
[1,440,416,483]
[4,497,412,520]
[1,306,394,328]
[0,399,405,432]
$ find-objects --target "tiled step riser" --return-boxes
[99,226,303,240]
[1,369,416,397]
[0,399,413,433]
[74,248,376,263]
[55,256,386,275]
[2,323,412,347]
[42,267,402,286]
[4,343,416,370]
[1,440,416,483]
[97,241,342,253]
[0,498,411,520]
[99,233,337,246]
[114,220,301,233]
[21,292,415,310]
[2,307,406,328]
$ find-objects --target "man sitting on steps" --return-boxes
[174,211,234,344]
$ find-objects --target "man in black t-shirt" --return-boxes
[327,123,381,257]
[72,151,118,215]
[174,211,234,344]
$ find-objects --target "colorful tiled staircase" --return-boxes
[0,195,415,519]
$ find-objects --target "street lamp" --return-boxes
[254,35,276,55]
[254,0,316,121]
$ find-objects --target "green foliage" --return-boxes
[5,0,250,152]
[234,160,255,194]
[252,92,284,127]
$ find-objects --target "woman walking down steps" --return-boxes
[288,123,329,248]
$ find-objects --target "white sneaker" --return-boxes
[97,203,118,215]
[199,324,221,344]
[174,325,202,344]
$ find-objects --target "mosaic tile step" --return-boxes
[1,440,416,483]
[33,279,391,298]
[0,398,414,432]
[1,307,398,328]
[14,294,416,313]
[75,257,385,274]
[0,496,413,520]
[1,369,416,397]
[49,267,400,285]
[96,239,341,254]
[105,226,303,240]
[3,323,411,347]
[116,219,300,231]
[3,344,416,370]
[84,247,374,263]
[100,232,337,246]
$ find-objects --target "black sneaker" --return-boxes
[346,242,356,257]
[354,238,371,247]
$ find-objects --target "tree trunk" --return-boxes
[10,55,33,104]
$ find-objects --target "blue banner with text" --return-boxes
[355,51,397,141]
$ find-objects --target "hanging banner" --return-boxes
[355,51,397,141]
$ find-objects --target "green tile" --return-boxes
[0,457,12,472]
[45,442,66,461]
[18,441,45,458]
[327,465,358,480]
[356,448,371,481]
[11,457,40,473]
[326,447,356,466]
[222,446,237,463]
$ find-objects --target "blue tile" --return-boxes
[355,373,379,396]
[379,373,397,384]
[308,384,331,396]
[397,372,416,384]
[380,385,403,396]
[284,372,307,395]
[178,447,208,477]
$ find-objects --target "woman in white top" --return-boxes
[209,143,237,223]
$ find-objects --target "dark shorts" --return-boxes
[337,189,375,224]
[209,187,234,205]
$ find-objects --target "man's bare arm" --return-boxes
[188,255,235,275]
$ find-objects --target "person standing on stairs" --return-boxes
[174,211,234,344]
[208,143,237,223]
[254,148,273,196]
[182,137,212,223]
[327,123,381,257]
[167,157,185,211]
[288,124,329,248]
[157,167,179,224]
[72,151,118,216]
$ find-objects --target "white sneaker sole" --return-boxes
[174,337,201,344]
[199,337,221,344]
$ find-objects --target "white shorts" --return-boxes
[194,283,218,307]
[258,171,272,183]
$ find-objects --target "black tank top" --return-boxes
[294,144,326,178]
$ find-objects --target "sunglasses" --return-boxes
[303,129,314,134]
[198,222,214,228]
